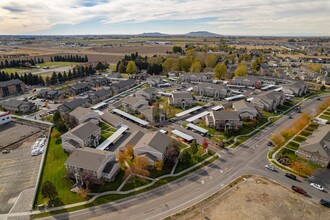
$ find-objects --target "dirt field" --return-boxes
[179,176,330,220]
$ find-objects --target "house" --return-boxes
[252,91,286,112]
[260,63,271,76]
[140,106,165,124]
[179,73,212,83]
[282,81,308,97]
[100,112,124,128]
[65,148,120,183]
[205,110,242,130]
[296,125,330,167]
[146,76,163,87]
[168,92,195,109]
[122,95,149,113]
[230,76,261,88]
[69,107,100,125]
[107,72,122,79]
[37,89,64,100]
[133,131,171,165]
[69,83,90,95]
[0,79,26,97]
[321,76,330,86]
[111,79,136,94]
[1,99,36,113]
[85,77,110,87]
[88,89,112,104]
[193,83,232,99]
[61,122,101,152]
[232,100,258,119]
[57,98,89,113]
[0,112,11,126]
[136,87,157,101]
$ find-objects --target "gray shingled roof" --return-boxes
[65,148,114,172]
[135,131,171,153]
[212,111,240,121]
[172,92,193,99]
[0,79,23,87]
[69,121,100,140]
[69,107,94,120]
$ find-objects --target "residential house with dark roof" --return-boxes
[57,98,89,113]
[0,79,26,97]
[65,148,120,183]
[100,112,124,128]
[84,77,110,87]
[232,100,258,119]
[296,125,330,167]
[68,83,90,95]
[133,131,171,165]
[61,121,101,152]
[122,95,149,113]
[69,107,100,125]
[230,76,261,88]
[110,79,136,94]
[205,110,242,131]
[179,73,213,83]
[146,76,163,87]
[37,89,64,100]
[1,99,36,113]
[136,87,157,101]
[282,81,308,97]
[88,89,112,104]
[168,92,195,109]
[193,83,232,99]
[251,91,285,112]
[140,106,165,124]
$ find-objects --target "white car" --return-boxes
[310,183,324,191]
[265,164,276,171]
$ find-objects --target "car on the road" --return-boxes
[291,185,307,196]
[317,97,321,101]
[320,199,330,208]
[2,149,10,154]
[267,141,273,146]
[285,173,297,180]
[310,183,324,191]
[265,164,276,171]
[287,115,293,119]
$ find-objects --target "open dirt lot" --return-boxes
[0,122,40,148]
[180,176,330,220]
[0,132,43,213]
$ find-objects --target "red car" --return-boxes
[291,185,307,196]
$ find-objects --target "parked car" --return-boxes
[320,199,330,208]
[267,141,273,146]
[265,164,276,171]
[310,183,324,191]
[317,97,321,101]
[287,115,293,119]
[2,149,10,154]
[291,185,307,196]
[285,173,297,180]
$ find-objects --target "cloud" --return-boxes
[0,0,329,35]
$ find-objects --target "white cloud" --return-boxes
[0,0,329,35]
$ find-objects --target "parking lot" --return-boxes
[0,122,40,148]
[0,133,43,213]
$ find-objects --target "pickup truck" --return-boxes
[291,185,307,196]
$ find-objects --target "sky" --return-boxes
[0,0,329,36]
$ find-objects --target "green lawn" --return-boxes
[299,130,313,137]
[320,114,330,122]
[121,177,152,191]
[1,68,25,74]
[35,128,86,207]
[43,115,54,122]
[305,123,319,132]
[38,62,81,67]
[262,111,278,118]
[90,171,125,193]
[175,148,213,174]
[99,121,117,143]
[286,141,300,151]
[293,136,307,143]
[149,160,174,178]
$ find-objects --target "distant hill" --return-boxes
[138,32,169,37]
[184,31,222,37]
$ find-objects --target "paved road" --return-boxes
[32,94,330,220]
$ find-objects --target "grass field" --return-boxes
[37,62,81,67]
[286,141,300,151]
[35,128,86,207]
[293,136,306,144]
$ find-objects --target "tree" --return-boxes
[77,188,89,199]
[189,60,202,73]
[41,181,58,202]
[95,61,108,71]
[202,138,208,153]
[235,62,248,76]
[117,144,134,170]
[57,122,68,134]
[53,110,62,126]
[130,155,150,177]
[179,150,192,164]
[205,54,218,68]
[213,62,227,79]
[172,46,183,54]
[162,58,178,72]
[166,139,180,162]
[190,140,198,155]
[155,160,163,171]
[126,61,137,76]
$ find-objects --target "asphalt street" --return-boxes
[34,95,330,220]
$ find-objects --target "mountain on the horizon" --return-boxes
[184,31,222,37]
[138,32,169,37]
